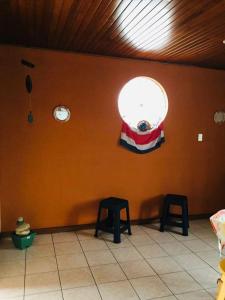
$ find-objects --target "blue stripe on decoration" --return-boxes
[120,138,165,154]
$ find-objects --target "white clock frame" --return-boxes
[53,106,71,122]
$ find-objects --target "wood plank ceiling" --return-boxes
[1,0,225,69]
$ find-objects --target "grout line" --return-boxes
[65,226,216,299]
[118,224,216,298]
[52,233,65,300]
[83,224,216,299]
[126,232,176,298]
[170,237,217,300]
[23,248,27,300]
[103,234,142,300]
[75,232,104,300]
[0,221,216,299]
[138,223,217,298]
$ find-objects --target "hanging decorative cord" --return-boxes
[26,74,33,123]
[21,59,35,123]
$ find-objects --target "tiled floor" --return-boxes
[0,219,222,299]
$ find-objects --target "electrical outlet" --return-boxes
[198,133,203,142]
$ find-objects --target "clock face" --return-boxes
[53,106,70,122]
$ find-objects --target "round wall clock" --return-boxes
[53,106,71,122]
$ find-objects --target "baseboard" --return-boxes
[0,213,212,237]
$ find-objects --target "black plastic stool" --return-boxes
[160,194,189,236]
[95,197,132,243]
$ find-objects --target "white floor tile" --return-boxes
[63,285,101,300]
[206,287,217,298]
[0,243,25,262]
[147,231,177,244]
[76,229,96,241]
[160,271,201,294]
[147,256,182,274]
[120,259,156,279]
[127,233,155,246]
[173,253,208,270]
[98,280,139,300]
[33,234,53,245]
[160,241,191,256]
[182,239,213,252]
[204,237,218,249]
[175,289,213,300]
[4,297,23,300]
[25,271,60,295]
[106,238,133,249]
[0,275,24,299]
[52,232,77,243]
[195,250,222,272]
[151,297,177,300]
[195,250,221,261]
[130,276,172,299]
[130,226,146,234]
[54,241,82,255]
[111,247,142,262]
[136,244,168,259]
[25,291,63,300]
[26,256,57,274]
[91,263,126,283]
[80,238,108,251]
[0,260,25,278]
[170,232,198,241]
[26,244,55,259]
[187,267,219,288]
[85,249,116,266]
[59,267,94,289]
[56,253,88,270]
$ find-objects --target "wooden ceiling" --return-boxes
[1,0,225,69]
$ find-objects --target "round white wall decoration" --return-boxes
[53,106,71,122]
[214,111,225,124]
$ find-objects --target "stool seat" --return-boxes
[100,197,128,209]
[95,197,132,243]
[160,194,189,236]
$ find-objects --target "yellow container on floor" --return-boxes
[217,259,225,300]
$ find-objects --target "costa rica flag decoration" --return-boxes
[120,121,165,154]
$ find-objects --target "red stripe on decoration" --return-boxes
[121,122,163,145]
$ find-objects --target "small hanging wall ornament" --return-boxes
[118,77,168,154]
[26,75,32,93]
[21,59,35,124]
[26,75,33,123]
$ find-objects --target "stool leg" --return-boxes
[182,202,188,236]
[187,203,190,228]
[160,201,169,232]
[95,205,102,237]
[126,206,132,235]
[107,209,114,227]
[113,209,121,243]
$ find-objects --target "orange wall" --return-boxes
[0,45,225,232]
